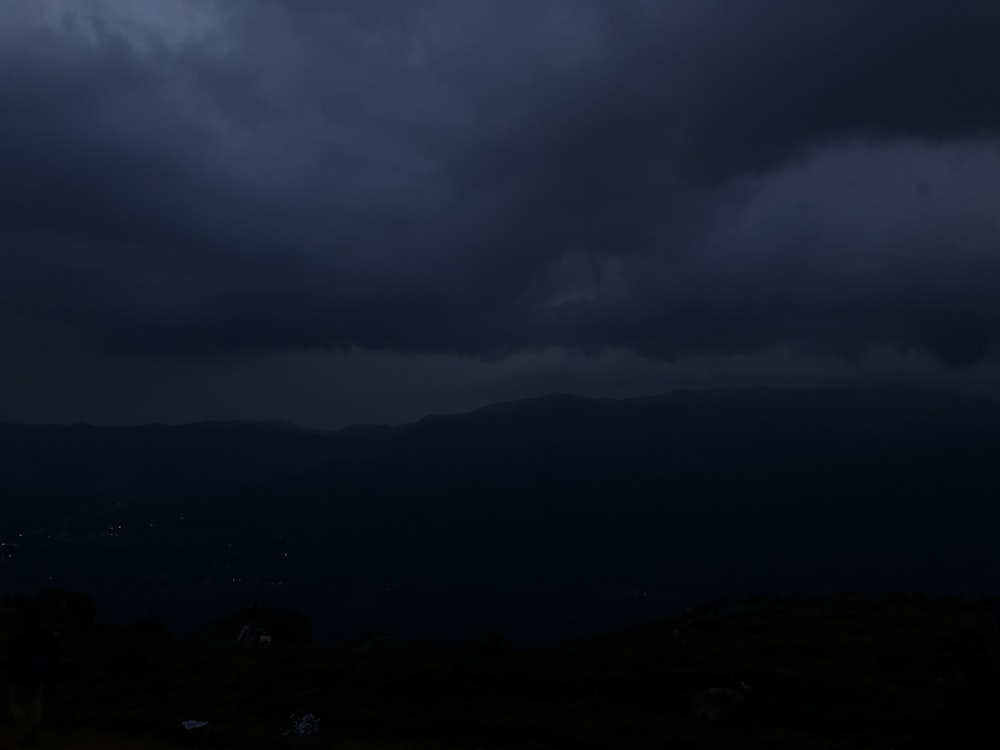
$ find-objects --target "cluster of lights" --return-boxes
[0,535,19,560]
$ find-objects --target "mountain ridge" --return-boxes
[3,383,1000,647]
[4,382,996,434]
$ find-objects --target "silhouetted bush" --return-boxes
[0,589,96,629]
[35,588,97,628]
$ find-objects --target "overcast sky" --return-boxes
[2,0,999,428]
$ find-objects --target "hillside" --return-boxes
[2,385,1000,645]
[2,591,998,749]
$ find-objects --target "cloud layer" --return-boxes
[3,0,1000,368]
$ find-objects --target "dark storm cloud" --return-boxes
[2,0,1000,364]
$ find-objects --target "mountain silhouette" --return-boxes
[2,385,999,644]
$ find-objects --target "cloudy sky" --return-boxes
[2,0,999,428]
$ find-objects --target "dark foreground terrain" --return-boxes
[2,591,998,749]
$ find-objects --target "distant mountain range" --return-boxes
[3,384,1000,644]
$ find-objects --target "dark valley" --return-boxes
[4,385,999,646]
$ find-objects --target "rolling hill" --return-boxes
[2,385,999,644]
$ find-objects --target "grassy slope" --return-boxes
[2,592,998,749]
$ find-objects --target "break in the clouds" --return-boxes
[2,0,1000,369]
